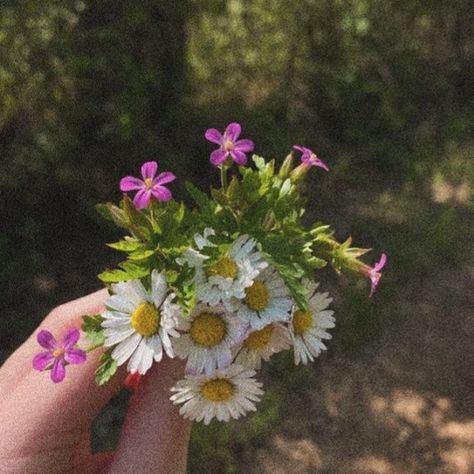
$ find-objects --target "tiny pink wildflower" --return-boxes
[293,145,329,172]
[205,122,254,166]
[120,161,176,209]
[32,328,86,383]
[363,253,387,297]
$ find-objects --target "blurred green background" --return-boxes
[1,1,473,473]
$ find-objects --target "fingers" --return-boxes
[0,289,109,401]
[0,290,126,473]
[109,357,192,474]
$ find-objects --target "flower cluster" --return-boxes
[33,122,386,425]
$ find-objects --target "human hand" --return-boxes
[0,290,191,474]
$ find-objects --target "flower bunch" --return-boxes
[33,122,386,424]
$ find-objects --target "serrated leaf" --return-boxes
[185,181,214,214]
[211,188,229,206]
[98,263,149,283]
[81,314,105,349]
[107,239,141,252]
[128,248,155,260]
[96,203,128,228]
[95,349,118,385]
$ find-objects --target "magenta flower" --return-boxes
[293,145,329,172]
[363,253,387,297]
[32,328,86,383]
[205,122,254,166]
[120,161,176,209]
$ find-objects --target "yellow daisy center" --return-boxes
[200,378,235,402]
[292,310,313,336]
[245,281,270,311]
[144,177,153,189]
[206,257,238,279]
[244,324,274,350]
[130,302,160,337]
[223,139,234,151]
[190,312,227,347]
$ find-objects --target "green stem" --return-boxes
[220,165,228,191]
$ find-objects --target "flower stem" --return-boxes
[220,165,228,191]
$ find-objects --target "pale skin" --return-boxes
[0,290,191,474]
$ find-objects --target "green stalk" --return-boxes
[220,165,228,191]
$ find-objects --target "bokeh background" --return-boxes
[1,1,474,472]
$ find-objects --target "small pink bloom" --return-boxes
[205,122,254,167]
[120,161,176,209]
[32,328,86,383]
[362,253,387,297]
[293,145,329,172]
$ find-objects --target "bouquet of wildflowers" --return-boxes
[33,123,386,425]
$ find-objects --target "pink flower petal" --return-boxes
[224,122,241,141]
[234,139,254,153]
[37,330,57,350]
[133,188,152,209]
[65,348,87,365]
[151,186,172,202]
[51,359,66,383]
[154,171,176,186]
[62,328,80,349]
[140,161,158,180]
[33,351,55,371]
[293,145,305,153]
[230,150,248,166]
[312,158,329,172]
[210,149,228,166]
[120,176,145,192]
[374,253,387,272]
[205,128,224,145]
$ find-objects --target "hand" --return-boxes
[0,290,191,474]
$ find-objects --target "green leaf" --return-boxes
[98,262,149,283]
[107,239,141,252]
[185,181,214,214]
[95,349,118,386]
[96,203,128,228]
[128,248,156,261]
[81,314,105,349]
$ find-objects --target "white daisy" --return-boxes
[170,364,263,424]
[234,322,291,369]
[173,303,247,375]
[290,283,335,365]
[101,270,180,375]
[232,266,293,329]
[178,228,268,307]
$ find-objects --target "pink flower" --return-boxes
[205,122,254,166]
[120,161,176,209]
[362,253,387,297]
[32,328,86,383]
[293,145,329,172]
